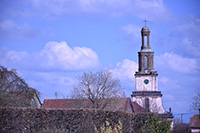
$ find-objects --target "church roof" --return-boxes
[42,97,146,113]
[190,114,200,128]
[131,101,146,113]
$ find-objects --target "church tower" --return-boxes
[132,25,168,114]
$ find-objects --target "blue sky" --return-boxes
[0,0,200,122]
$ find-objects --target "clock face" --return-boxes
[144,79,149,84]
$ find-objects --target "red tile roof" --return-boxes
[131,101,146,113]
[42,98,146,113]
[190,114,200,128]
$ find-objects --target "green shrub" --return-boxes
[139,115,172,133]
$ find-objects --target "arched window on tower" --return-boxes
[144,56,148,70]
[144,36,147,46]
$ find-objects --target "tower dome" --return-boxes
[141,26,150,32]
[141,26,150,36]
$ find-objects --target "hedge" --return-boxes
[0,107,152,133]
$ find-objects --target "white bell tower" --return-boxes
[132,25,167,114]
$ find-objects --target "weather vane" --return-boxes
[143,17,148,26]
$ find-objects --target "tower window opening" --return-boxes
[145,98,150,112]
[144,36,147,46]
[144,56,148,70]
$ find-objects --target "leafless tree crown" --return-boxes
[71,70,123,109]
[190,88,200,111]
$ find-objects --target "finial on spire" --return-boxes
[143,17,148,26]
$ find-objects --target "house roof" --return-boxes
[42,97,146,113]
[131,101,146,113]
[190,114,200,128]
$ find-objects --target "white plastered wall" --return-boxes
[132,96,166,114]
[135,75,157,91]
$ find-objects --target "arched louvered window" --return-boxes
[144,36,147,46]
[144,56,148,70]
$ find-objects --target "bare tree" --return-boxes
[0,65,40,107]
[190,88,200,111]
[71,70,123,109]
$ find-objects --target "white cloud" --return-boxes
[0,19,37,40]
[122,24,141,39]
[0,41,99,70]
[181,37,200,57]
[39,41,99,70]
[156,52,198,74]
[164,94,175,101]
[159,76,169,84]
[176,19,200,36]
[26,0,171,21]
[26,71,75,99]
[0,50,31,69]
[110,59,138,81]
[29,72,75,88]
[133,0,170,21]
[173,16,200,57]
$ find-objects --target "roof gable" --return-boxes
[190,114,200,128]
[131,101,146,113]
